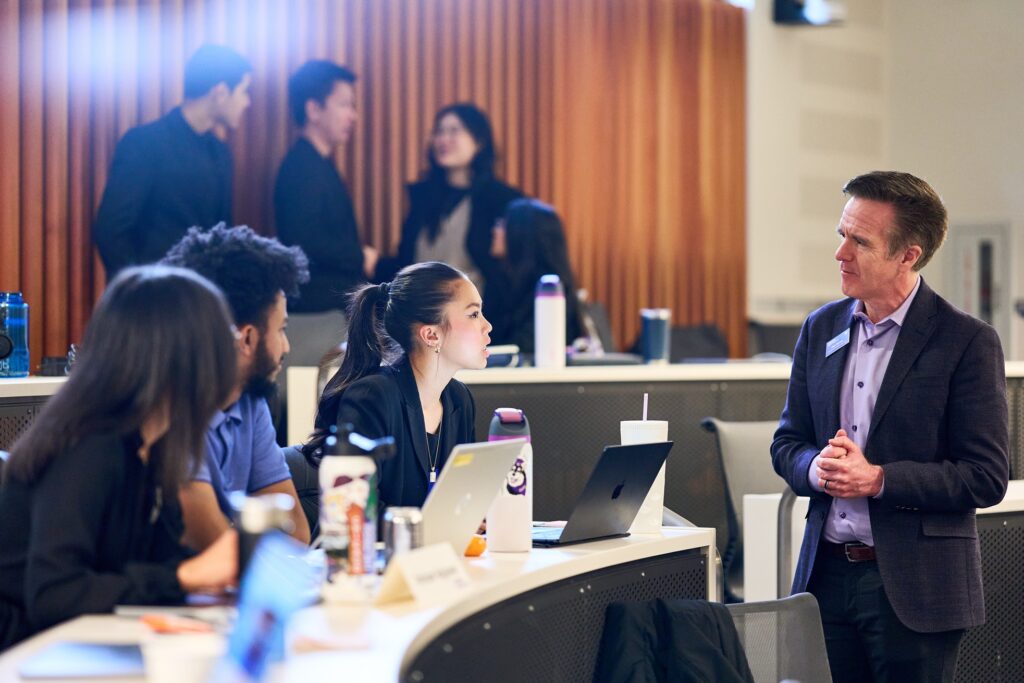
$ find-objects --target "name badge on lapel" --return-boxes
[826,328,851,358]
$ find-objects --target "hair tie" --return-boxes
[377,281,391,299]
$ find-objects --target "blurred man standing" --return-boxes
[95,45,252,277]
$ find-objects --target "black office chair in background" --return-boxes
[671,324,729,362]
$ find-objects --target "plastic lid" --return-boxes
[535,274,564,297]
[493,407,526,424]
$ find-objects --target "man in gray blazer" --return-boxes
[771,171,1009,683]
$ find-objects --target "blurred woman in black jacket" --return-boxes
[376,103,521,297]
[488,198,585,354]
[0,266,239,650]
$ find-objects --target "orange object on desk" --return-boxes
[464,534,487,557]
[141,613,214,634]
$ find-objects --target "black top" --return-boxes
[315,357,477,510]
[375,177,522,291]
[274,138,366,312]
[0,431,188,650]
[94,107,234,277]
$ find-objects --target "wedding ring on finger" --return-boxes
[823,479,830,491]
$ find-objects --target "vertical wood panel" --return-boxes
[0,0,22,291]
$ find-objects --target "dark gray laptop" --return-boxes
[532,441,673,547]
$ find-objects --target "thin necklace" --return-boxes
[427,420,442,484]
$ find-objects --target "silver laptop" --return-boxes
[421,439,528,554]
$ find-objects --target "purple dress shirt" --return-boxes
[808,277,922,545]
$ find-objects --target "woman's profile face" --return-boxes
[432,113,479,172]
[438,278,492,371]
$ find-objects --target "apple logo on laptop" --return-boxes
[611,482,625,500]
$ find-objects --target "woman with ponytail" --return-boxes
[301,261,492,509]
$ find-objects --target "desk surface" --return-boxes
[0,528,714,683]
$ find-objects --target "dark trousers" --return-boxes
[807,550,964,683]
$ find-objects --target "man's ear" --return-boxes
[901,245,923,270]
[304,98,321,125]
[209,81,230,102]
[236,323,259,360]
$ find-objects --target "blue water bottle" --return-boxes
[0,292,29,378]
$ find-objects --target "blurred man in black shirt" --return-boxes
[94,45,252,277]
[274,60,376,313]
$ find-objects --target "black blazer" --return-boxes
[771,279,1009,633]
[375,177,522,288]
[274,138,366,312]
[332,358,477,509]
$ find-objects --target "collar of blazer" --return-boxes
[391,355,464,480]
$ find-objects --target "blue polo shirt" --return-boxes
[194,393,292,516]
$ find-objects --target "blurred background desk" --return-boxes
[0,529,714,683]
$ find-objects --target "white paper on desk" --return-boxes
[375,543,471,607]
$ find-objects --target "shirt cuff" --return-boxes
[872,470,885,499]
[807,454,824,492]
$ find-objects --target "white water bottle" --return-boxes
[534,274,566,368]
[486,408,532,552]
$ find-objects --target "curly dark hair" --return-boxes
[162,223,310,328]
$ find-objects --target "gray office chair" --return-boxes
[0,449,8,479]
[701,418,786,602]
[726,592,832,683]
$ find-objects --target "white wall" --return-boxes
[746,0,890,324]
[747,0,1024,358]
[888,0,1024,359]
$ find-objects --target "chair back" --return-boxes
[0,450,8,479]
[283,445,319,540]
[670,324,729,361]
[726,592,832,683]
[701,418,784,601]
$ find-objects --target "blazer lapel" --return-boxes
[394,359,431,479]
[868,279,938,449]
[821,300,858,438]
[439,386,464,462]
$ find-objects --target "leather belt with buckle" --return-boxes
[820,540,876,562]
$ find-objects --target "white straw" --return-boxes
[643,393,649,421]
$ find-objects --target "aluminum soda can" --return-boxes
[383,507,423,565]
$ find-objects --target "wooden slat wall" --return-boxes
[0,0,746,366]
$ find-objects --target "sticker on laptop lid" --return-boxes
[452,453,474,467]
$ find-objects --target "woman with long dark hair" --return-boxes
[0,266,239,649]
[375,103,522,297]
[489,198,585,353]
[303,261,491,509]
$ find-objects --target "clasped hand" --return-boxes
[816,429,884,498]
